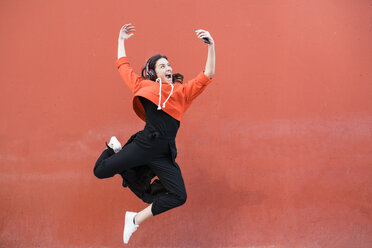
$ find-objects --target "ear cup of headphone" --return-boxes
[145,59,157,81]
[146,69,156,81]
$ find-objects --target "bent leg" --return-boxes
[93,142,153,179]
[149,158,187,216]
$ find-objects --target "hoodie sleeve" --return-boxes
[116,57,142,93]
[183,72,212,103]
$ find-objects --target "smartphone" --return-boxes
[202,38,210,44]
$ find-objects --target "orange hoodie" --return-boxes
[116,57,213,122]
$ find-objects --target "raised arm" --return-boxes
[195,29,215,78]
[182,29,215,103]
[116,24,142,93]
[118,24,135,59]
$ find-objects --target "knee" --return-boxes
[93,162,107,179]
[177,191,187,206]
[93,167,105,179]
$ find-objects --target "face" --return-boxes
[155,58,173,84]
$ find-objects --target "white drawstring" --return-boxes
[156,77,174,110]
[156,78,162,110]
[162,83,173,108]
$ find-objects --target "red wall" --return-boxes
[1,0,372,247]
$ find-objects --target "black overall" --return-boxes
[93,97,187,215]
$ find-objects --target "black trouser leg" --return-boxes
[93,147,115,176]
[93,136,187,216]
[93,142,154,179]
[149,158,187,216]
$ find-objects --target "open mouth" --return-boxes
[165,73,172,80]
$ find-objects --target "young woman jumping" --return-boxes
[93,23,215,244]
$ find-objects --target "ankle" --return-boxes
[133,215,138,225]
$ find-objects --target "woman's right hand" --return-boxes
[119,23,135,40]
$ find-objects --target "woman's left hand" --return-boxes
[194,29,214,45]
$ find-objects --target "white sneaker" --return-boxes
[123,211,139,244]
[108,136,122,152]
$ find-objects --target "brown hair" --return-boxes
[141,54,184,84]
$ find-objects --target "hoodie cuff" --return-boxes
[116,56,130,68]
[199,71,213,85]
